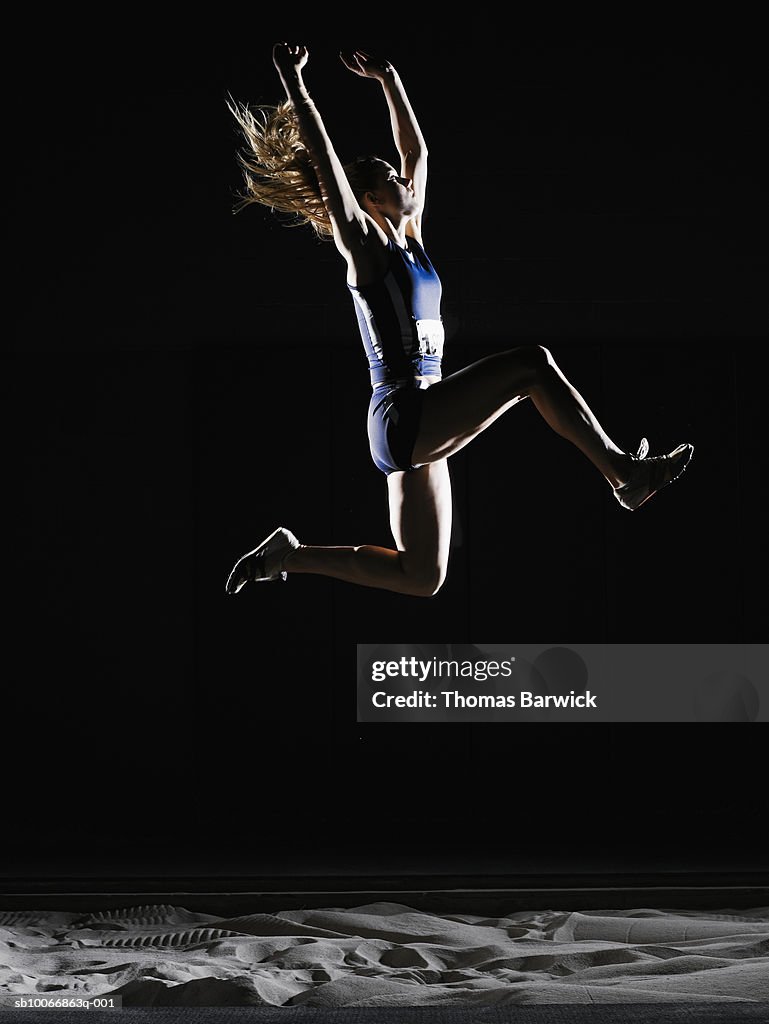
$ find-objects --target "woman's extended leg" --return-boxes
[413,344,633,486]
[227,460,453,596]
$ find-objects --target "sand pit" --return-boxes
[1,902,767,1007]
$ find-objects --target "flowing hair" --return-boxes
[225,94,382,240]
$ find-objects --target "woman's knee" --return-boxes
[507,344,557,390]
[516,343,554,371]
[403,559,447,598]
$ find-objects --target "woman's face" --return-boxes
[369,160,419,218]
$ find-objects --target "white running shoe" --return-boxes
[225,527,300,594]
[613,438,694,511]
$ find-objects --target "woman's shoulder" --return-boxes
[340,221,396,290]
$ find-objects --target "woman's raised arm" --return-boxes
[340,50,428,235]
[273,43,367,251]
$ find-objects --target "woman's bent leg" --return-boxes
[413,344,631,487]
[284,460,452,596]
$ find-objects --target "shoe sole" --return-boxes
[226,527,289,594]
[626,443,694,511]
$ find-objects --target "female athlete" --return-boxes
[224,43,693,598]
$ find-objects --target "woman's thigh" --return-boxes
[412,345,550,464]
[387,459,453,594]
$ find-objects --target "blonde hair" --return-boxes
[225,94,384,240]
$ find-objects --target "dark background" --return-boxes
[8,29,767,884]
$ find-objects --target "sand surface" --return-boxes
[1,902,767,1007]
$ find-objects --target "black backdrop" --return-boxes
[8,28,767,884]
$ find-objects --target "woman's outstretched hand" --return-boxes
[339,50,394,81]
[273,42,309,79]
